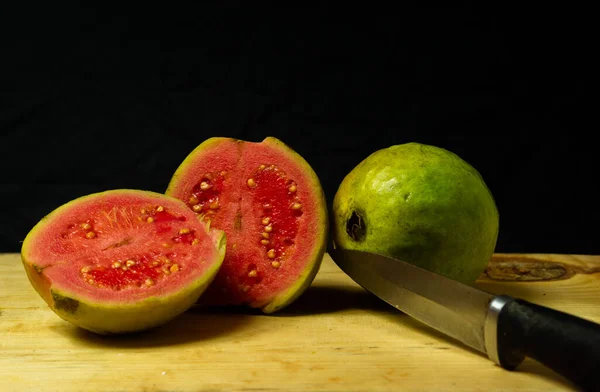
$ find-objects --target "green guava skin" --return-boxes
[332,142,499,284]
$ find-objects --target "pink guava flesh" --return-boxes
[23,190,222,304]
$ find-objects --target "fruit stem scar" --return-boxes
[346,210,366,241]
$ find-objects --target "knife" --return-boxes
[330,248,600,391]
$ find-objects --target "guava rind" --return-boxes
[21,189,226,334]
[165,136,328,314]
[332,142,499,284]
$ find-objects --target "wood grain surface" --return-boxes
[1,252,599,391]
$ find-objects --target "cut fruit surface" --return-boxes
[21,189,226,334]
[166,137,328,313]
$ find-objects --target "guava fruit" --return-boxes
[332,142,499,284]
[20,189,226,335]
[165,136,328,313]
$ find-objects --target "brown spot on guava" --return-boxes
[51,291,80,314]
[346,210,366,242]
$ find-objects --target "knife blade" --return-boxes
[330,248,600,391]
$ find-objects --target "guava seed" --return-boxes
[200,181,211,190]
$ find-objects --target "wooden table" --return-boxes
[1,252,599,391]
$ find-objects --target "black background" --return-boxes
[1,4,596,254]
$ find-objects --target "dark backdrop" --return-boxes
[1,4,596,254]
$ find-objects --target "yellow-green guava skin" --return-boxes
[332,142,499,284]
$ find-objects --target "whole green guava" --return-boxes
[332,142,499,284]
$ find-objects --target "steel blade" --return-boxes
[331,248,494,354]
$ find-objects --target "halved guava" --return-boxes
[20,189,226,334]
[165,137,328,313]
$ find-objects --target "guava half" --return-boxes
[21,189,226,334]
[332,142,499,284]
[165,136,328,313]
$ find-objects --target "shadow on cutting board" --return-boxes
[275,285,395,316]
[53,309,256,348]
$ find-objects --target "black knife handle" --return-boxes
[496,298,600,391]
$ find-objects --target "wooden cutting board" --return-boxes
[1,252,598,391]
